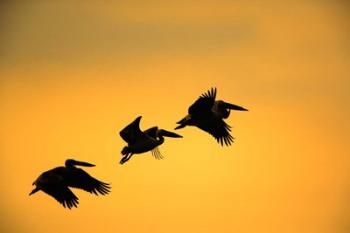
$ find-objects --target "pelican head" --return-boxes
[65,159,95,168]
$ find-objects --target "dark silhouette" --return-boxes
[29,159,110,209]
[119,116,182,164]
[175,87,248,146]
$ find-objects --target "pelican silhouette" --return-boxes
[175,87,248,146]
[29,159,110,209]
[119,116,182,164]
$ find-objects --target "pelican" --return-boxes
[119,116,182,164]
[29,159,110,209]
[175,87,248,146]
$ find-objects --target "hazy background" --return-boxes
[1,1,349,233]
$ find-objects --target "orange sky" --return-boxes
[1,1,350,233]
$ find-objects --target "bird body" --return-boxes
[128,137,162,154]
[29,159,110,209]
[175,88,248,146]
[119,116,182,164]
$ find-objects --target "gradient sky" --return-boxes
[1,1,350,233]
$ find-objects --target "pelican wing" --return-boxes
[189,87,217,115]
[41,183,79,209]
[197,118,234,146]
[33,170,79,209]
[120,116,146,144]
[67,169,111,195]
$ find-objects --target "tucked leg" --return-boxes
[120,153,133,164]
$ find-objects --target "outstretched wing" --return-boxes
[67,169,111,195]
[196,118,234,146]
[120,116,146,144]
[37,173,79,209]
[42,185,79,209]
[189,87,217,115]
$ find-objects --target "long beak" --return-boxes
[224,102,248,111]
[74,160,95,167]
[29,187,39,196]
[160,129,183,138]
[174,124,185,130]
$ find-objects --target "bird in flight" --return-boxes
[29,159,110,209]
[175,87,248,146]
[119,116,182,164]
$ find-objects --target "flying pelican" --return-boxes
[175,87,248,146]
[119,116,182,164]
[29,159,110,209]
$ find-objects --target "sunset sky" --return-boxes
[1,1,350,233]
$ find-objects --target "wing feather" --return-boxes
[67,169,111,195]
[196,117,234,146]
[41,183,79,209]
[189,87,217,115]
